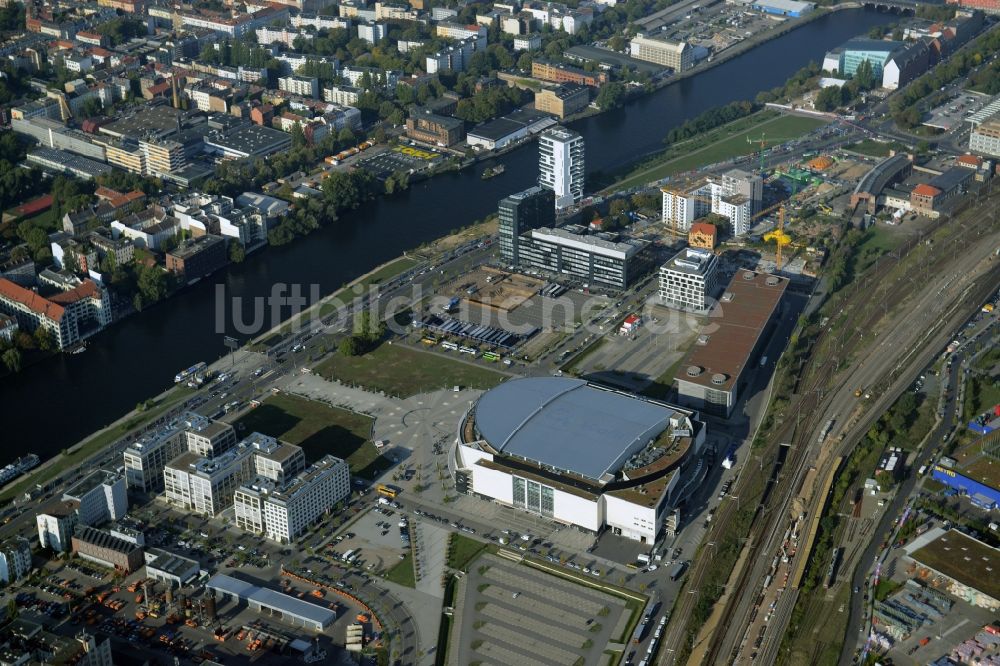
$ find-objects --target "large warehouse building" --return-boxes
[674,270,788,417]
[454,377,706,543]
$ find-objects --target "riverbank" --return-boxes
[0,7,894,463]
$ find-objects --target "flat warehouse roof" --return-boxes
[676,270,787,392]
[206,574,335,627]
[473,377,673,480]
[910,529,1000,602]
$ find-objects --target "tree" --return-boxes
[34,326,55,352]
[289,123,307,149]
[229,240,246,264]
[2,348,21,373]
[814,85,842,112]
[137,265,168,303]
[338,336,361,356]
[853,59,876,91]
[595,82,627,111]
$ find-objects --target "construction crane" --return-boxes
[763,206,792,271]
[747,132,768,175]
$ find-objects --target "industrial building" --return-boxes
[749,0,814,16]
[628,35,693,71]
[466,108,555,151]
[143,548,201,588]
[850,152,913,214]
[404,110,465,146]
[905,528,1000,610]
[71,526,144,573]
[62,470,127,527]
[454,377,706,542]
[233,455,351,543]
[534,84,590,119]
[539,126,585,209]
[658,247,720,311]
[26,148,112,180]
[674,270,787,416]
[207,574,336,631]
[931,461,1000,511]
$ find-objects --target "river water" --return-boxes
[2,8,892,459]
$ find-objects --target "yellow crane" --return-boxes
[763,206,793,271]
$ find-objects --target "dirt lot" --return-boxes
[441,267,545,313]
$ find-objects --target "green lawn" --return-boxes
[1,385,194,503]
[233,393,390,479]
[853,226,903,273]
[611,113,829,191]
[845,139,907,158]
[315,343,506,398]
[386,552,416,587]
[447,533,488,571]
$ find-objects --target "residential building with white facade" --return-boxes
[0,278,111,350]
[36,501,79,553]
[659,247,720,311]
[278,75,320,98]
[123,424,185,492]
[0,537,32,583]
[235,455,350,543]
[357,22,387,44]
[538,126,585,209]
[323,85,362,105]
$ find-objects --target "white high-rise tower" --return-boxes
[538,126,584,210]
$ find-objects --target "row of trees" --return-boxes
[813,59,876,112]
[890,27,1000,128]
[339,311,385,356]
[663,100,759,145]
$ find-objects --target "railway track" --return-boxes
[661,199,1000,664]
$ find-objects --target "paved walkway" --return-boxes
[415,521,450,597]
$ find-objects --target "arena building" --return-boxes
[454,377,706,543]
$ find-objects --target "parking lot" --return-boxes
[923,91,992,131]
[357,145,441,179]
[455,552,634,666]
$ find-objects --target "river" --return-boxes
[1,8,892,460]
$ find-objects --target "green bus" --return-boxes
[483,351,500,362]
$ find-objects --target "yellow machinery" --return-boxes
[763,207,792,270]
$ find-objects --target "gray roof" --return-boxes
[206,574,335,627]
[473,377,672,480]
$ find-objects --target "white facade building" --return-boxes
[235,455,350,543]
[357,22,387,44]
[538,126,585,209]
[323,85,362,105]
[658,247,720,311]
[62,470,128,526]
[278,75,320,98]
[36,503,79,553]
[0,537,33,583]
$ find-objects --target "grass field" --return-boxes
[447,533,488,571]
[1,385,194,503]
[386,552,416,587]
[844,139,907,158]
[611,113,829,191]
[315,343,505,398]
[233,393,389,479]
[853,225,904,274]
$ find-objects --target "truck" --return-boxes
[670,562,688,581]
